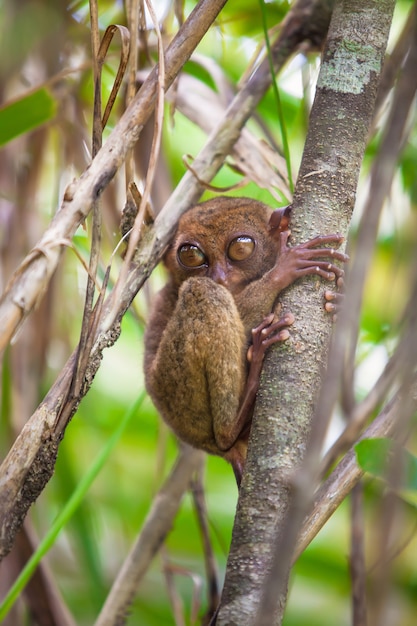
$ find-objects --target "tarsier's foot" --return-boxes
[239,311,295,449]
[247,311,295,365]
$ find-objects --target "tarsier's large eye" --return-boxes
[178,244,207,268]
[228,236,255,261]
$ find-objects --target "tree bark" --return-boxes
[215,1,396,624]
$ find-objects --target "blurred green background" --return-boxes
[1,0,417,624]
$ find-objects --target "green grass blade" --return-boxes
[259,0,294,194]
[0,392,146,620]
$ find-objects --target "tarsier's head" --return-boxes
[165,196,290,295]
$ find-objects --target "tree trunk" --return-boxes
[215,0,396,624]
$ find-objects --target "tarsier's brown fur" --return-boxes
[144,197,346,484]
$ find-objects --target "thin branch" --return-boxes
[0,0,229,353]
[350,484,367,626]
[125,0,139,184]
[90,0,102,157]
[296,249,417,561]
[321,329,409,475]
[94,446,204,626]
[7,521,77,626]
[111,0,166,316]
[259,0,293,193]
[340,4,417,411]
[373,1,417,124]
[162,556,188,626]
[367,264,417,626]
[190,467,220,623]
[294,377,417,562]
[70,1,109,405]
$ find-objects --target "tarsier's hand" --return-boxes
[272,230,348,292]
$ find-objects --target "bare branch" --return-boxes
[294,377,417,561]
[350,484,367,626]
[0,0,229,353]
[190,467,220,623]
[340,3,417,410]
[94,446,204,626]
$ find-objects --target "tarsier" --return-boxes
[144,196,347,485]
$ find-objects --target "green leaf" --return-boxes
[355,438,417,504]
[0,87,57,146]
[355,438,393,477]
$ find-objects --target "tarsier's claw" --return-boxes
[324,290,336,301]
[324,287,344,316]
[283,312,295,325]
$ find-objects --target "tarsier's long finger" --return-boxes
[301,233,345,248]
[297,247,349,263]
[258,313,295,348]
[251,311,294,340]
[295,262,345,280]
[294,267,337,281]
[315,260,345,278]
[261,329,291,351]
[251,312,275,337]
[248,312,294,362]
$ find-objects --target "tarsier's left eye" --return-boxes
[178,244,207,268]
[228,236,255,261]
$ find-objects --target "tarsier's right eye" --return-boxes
[228,236,255,261]
[178,244,207,268]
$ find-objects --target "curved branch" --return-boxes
[0,0,229,353]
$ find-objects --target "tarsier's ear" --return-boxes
[268,205,292,237]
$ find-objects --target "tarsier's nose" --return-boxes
[208,263,228,287]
